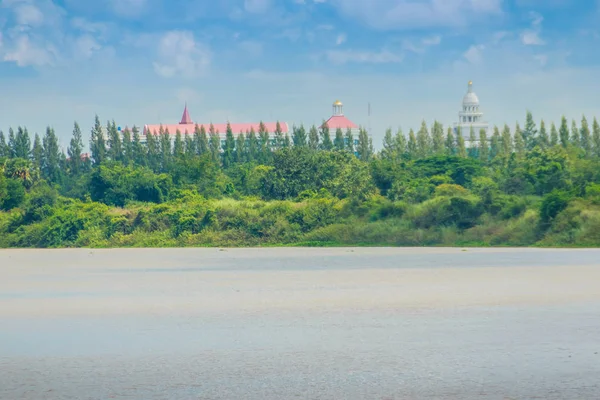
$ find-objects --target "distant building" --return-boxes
[142,104,289,148]
[322,100,362,149]
[453,81,489,146]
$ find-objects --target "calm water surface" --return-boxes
[1,248,599,399]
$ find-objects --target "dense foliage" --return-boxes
[2,112,600,248]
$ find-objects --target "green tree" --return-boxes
[246,127,258,162]
[90,115,106,165]
[580,115,591,156]
[522,111,537,150]
[273,122,284,150]
[571,120,580,148]
[173,130,185,160]
[319,122,333,151]
[159,127,172,171]
[258,122,271,164]
[107,121,122,162]
[538,120,549,149]
[559,116,569,148]
[223,123,236,168]
[416,120,432,158]
[42,126,61,183]
[444,127,456,156]
[500,125,512,159]
[345,128,354,154]
[292,125,307,147]
[550,122,559,147]
[478,129,489,163]
[490,126,501,160]
[132,127,146,167]
[381,128,395,160]
[283,133,291,148]
[394,129,407,159]
[31,134,43,170]
[184,133,195,158]
[407,129,418,159]
[121,128,133,165]
[145,130,160,171]
[334,128,345,151]
[67,122,84,175]
[0,131,8,158]
[432,121,445,155]
[13,127,31,160]
[235,131,246,163]
[514,124,525,159]
[308,125,319,150]
[593,117,600,158]
[468,126,478,159]
[456,128,467,158]
[208,124,221,166]
[357,127,372,161]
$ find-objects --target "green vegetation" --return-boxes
[2,112,600,248]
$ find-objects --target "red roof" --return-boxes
[322,115,358,130]
[144,122,289,136]
[180,104,192,124]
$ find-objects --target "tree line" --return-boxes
[2,109,600,248]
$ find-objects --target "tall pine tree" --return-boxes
[559,116,569,148]
[444,127,456,156]
[538,120,549,149]
[68,122,84,175]
[292,125,307,147]
[90,115,106,165]
[42,126,61,183]
[550,122,559,147]
[431,121,444,155]
[592,117,600,158]
[522,111,537,150]
[334,128,344,151]
[308,125,319,150]
[580,116,591,156]
[319,122,333,151]
[32,134,43,171]
[223,123,235,168]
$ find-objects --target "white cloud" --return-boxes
[244,0,270,13]
[521,12,545,45]
[152,31,211,78]
[110,0,147,17]
[464,44,485,64]
[329,0,503,30]
[335,33,346,45]
[13,3,44,26]
[325,49,402,64]
[403,35,442,53]
[2,34,57,66]
[238,40,263,56]
[0,0,110,67]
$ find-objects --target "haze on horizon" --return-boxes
[1,0,600,147]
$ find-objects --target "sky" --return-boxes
[1,0,600,149]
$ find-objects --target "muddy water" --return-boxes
[1,248,599,399]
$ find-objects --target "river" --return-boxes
[1,248,599,399]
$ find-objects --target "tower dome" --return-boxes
[462,81,479,105]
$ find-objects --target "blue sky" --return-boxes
[1,0,600,148]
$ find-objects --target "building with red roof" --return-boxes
[142,104,288,147]
[322,100,362,149]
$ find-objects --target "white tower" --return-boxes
[332,100,343,116]
[453,81,489,146]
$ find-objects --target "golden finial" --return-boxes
[333,100,342,106]
[468,80,472,85]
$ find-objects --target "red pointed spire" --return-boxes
[180,103,192,124]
